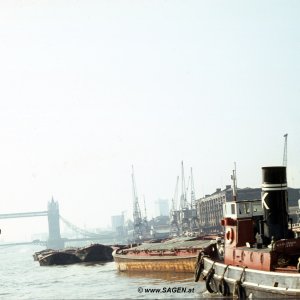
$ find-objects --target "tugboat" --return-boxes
[195,166,300,298]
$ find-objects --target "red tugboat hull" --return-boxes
[201,256,300,298]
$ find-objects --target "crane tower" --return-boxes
[131,165,143,240]
[180,161,188,209]
[190,168,196,209]
[170,176,180,236]
[131,166,150,242]
[179,161,190,233]
[189,168,199,232]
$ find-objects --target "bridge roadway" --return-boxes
[0,211,48,219]
[0,235,118,248]
[0,241,47,247]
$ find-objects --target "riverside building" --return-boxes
[196,186,300,234]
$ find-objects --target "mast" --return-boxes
[231,162,238,201]
[283,133,288,167]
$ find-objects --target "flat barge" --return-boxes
[113,236,217,273]
[34,243,113,266]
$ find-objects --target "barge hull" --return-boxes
[114,253,197,273]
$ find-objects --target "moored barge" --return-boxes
[35,243,113,266]
[113,235,218,273]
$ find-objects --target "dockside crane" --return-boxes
[131,165,143,241]
[143,195,147,221]
[170,176,180,236]
[179,161,190,233]
[283,133,288,167]
[142,195,150,233]
[190,168,196,210]
[180,161,188,209]
[189,167,199,232]
[172,176,179,212]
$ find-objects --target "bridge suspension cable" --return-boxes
[59,215,104,238]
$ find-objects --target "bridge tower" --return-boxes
[47,198,64,249]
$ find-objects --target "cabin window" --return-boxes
[253,203,259,212]
[253,202,263,214]
[231,204,235,214]
[245,203,251,214]
[239,203,251,215]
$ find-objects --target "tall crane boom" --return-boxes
[190,168,196,209]
[172,176,179,211]
[132,165,142,226]
[180,161,188,209]
[170,175,180,236]
[131,165,150,242]
[283,133,288,167]
[143,195,147,221]
[189,167,199,232]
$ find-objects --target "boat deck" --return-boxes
[127,237,214,252]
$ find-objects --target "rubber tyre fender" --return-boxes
[194,252,204,282]
[218,278,230,296]
[194,260,203,282]
[237,283,246,300]
[205,269,217,294]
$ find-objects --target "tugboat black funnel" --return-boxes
[261,166,289,241]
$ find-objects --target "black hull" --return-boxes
[36,244,113,266]
[39,252,81,266]
[76,244,113,262]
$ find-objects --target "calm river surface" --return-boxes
[0,244,210,299]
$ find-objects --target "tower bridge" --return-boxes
[0,198,116,249]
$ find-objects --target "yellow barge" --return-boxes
[113,236,216,273]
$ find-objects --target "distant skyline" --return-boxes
[0,0,299,241]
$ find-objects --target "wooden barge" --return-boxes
[113,236,217,273]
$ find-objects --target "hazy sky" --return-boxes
[0,0,299,241]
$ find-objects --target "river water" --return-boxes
[0,244,209,299]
